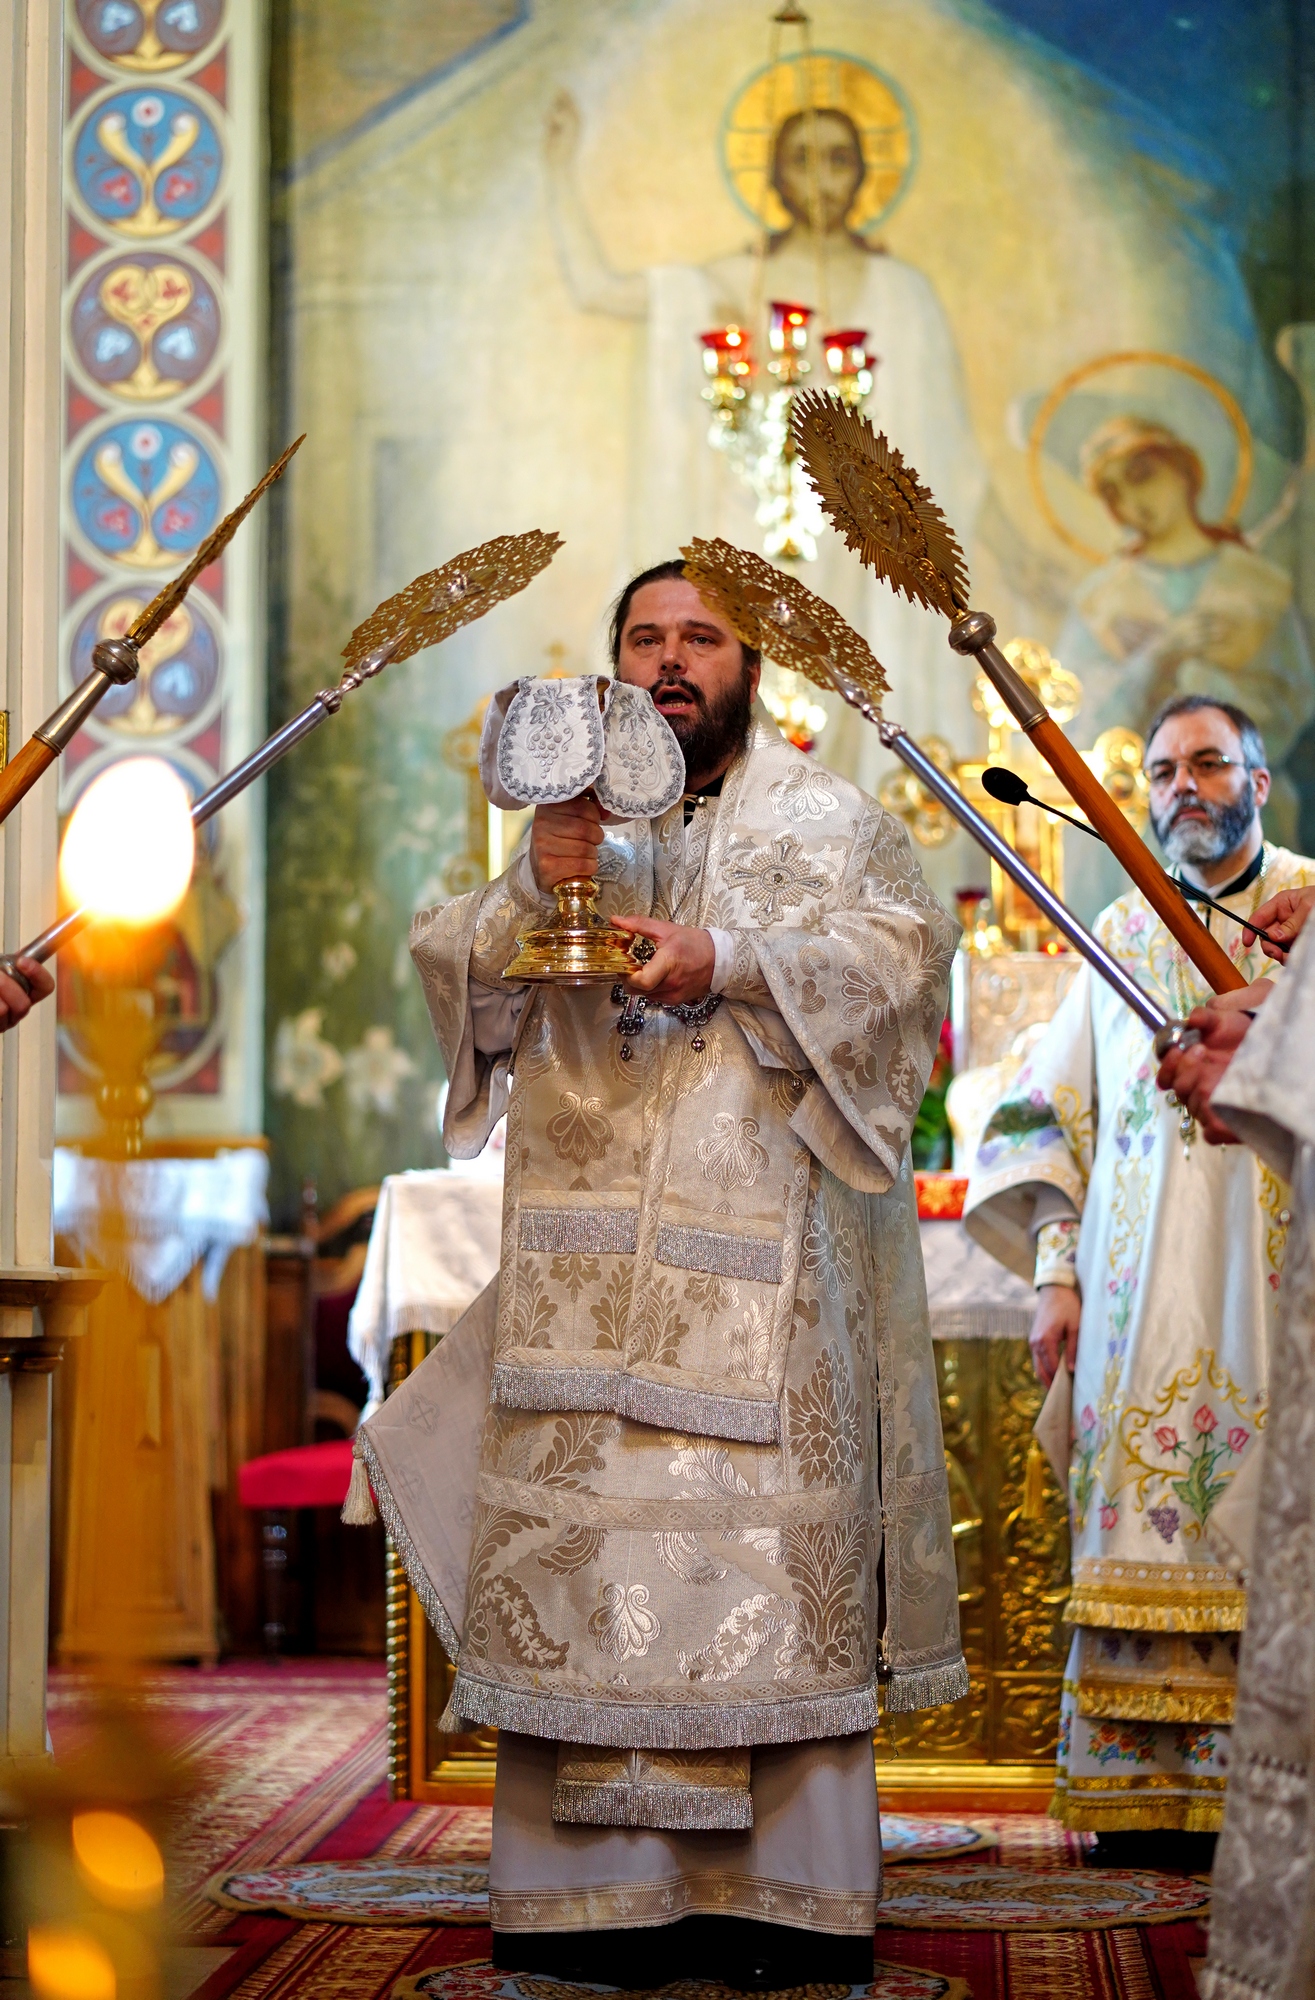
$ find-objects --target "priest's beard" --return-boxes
[1151,780,1258,868]
[657,662,755,789]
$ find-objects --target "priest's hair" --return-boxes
[1144,692,1267,773]
[608,560,761,671]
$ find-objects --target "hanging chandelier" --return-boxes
[700,308,874,562]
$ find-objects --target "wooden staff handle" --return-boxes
[0,738,58,825]
[949,614,1247,996]
[1027,716,1245,993]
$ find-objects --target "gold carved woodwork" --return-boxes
[951,948,1084,1074]
[383,1326,1069,1801]
[386,1329,496,1802]
[882,1336,1069,1768]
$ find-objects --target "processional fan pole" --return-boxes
[679,537,1195,1057]
[0,436,306,826]
[0,529,563,991]
[787,391,1247,997]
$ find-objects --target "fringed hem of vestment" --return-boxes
[1047,1800,1215,1832]
[881,1656,970,1714]
[356,1430,462,1660]
[1074,1683,1235,1725]
[1048,1788,1225,1833]
[447,1668,881,1749]
[1196,1961,1283,2000]
[551,1779,755,1832]
[490,1361,782,1445]
[1065,1587,1247,1633]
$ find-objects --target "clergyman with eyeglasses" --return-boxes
[963,692,1315,1860]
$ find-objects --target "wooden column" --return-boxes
[58,1268,219,1662]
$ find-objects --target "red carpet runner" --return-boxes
[49,1663,1206,1999]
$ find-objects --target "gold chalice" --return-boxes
[502,846,646,986]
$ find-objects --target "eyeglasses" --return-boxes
[1144,752,1241,787]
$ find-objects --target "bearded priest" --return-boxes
[965,693,1315,1855]
[354,561,966,1987]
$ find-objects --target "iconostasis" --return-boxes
[261,0,1313,1218]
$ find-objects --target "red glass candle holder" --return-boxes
[823,329,875,407]
[767,301,813,385]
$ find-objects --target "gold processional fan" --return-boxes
[788,390,1244,995]
[679,535,1180,1046]
[0,529,565,1018]
[0,435,307,827]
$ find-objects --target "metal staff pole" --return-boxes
[888,720,1169,1035]
[0,437,304,828]
[0,639,403,991]
[825,663,1183,1045]
[789,393,1245,996]
[0,524,564,1000]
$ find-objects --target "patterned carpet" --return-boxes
[49,1664,1208,2000]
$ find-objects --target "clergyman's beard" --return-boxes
[660,665,755,786]
[1151,780,1257,867]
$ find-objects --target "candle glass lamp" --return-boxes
[823,330,875,409]
[57,756,197,1160]
[699,325,755,431]
[767,300,813,387]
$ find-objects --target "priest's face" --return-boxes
[616,578,761,788]
[1146,707,1269,867]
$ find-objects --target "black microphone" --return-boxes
[981,766,1100,840]
[981,769,1282,947]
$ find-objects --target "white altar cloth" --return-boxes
[348,1170,505,1403]
[347,1171,1034,1407]
[53,1146,269,1304]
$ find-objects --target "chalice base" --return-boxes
[502,876,640,986]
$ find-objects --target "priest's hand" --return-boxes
[1243,883,1315,960]
[0,957,53,1031]
[610,914,716,1006]
[1030,1285,1080,1388]
[530,794,603,891]
[1155,1004,1250,1144]
[1206,976,1275,1015]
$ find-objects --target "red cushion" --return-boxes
[238,1438,357,1510]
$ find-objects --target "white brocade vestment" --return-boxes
[357,713,966,1933]
[965,844,1315,1832]
[1200,919,1315,2000]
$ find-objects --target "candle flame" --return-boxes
[60,758,195,926]
[72,1810,165,1910]
[28,1928,117,2000]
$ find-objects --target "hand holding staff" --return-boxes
[0,435,305,828]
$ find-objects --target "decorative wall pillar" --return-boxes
[0,0,81,1780]
[57,0,266,1142]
